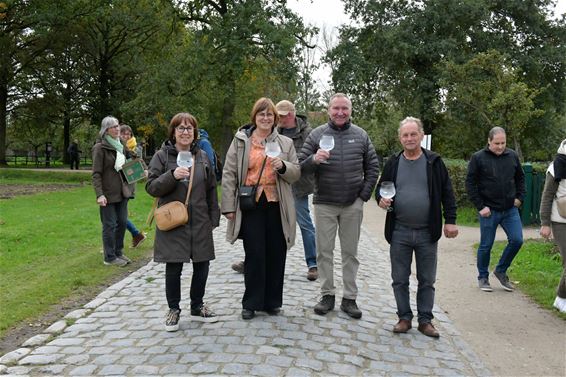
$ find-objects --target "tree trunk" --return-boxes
[0,82,7,166]
[220,80,237,157]
[513,136,524,162]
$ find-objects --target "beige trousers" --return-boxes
[314,198,364,299]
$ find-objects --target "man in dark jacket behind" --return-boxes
[376,117,458,338]
[276,100,318,281]
[299,93,379,319]
[466,127,525,293]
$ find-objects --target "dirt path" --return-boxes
[362,199,566,377]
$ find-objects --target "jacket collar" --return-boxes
[396,147,438,162]
[328,120,351,131]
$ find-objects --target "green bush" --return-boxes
[444,159,472,208]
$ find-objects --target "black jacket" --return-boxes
[465,147,525,211]
[375,148,457,244]
[299,121,379,205]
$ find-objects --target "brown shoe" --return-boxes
[418,322,440,338]
[132,232,147,248]
[307,267,318,281]
[392,319,412,333]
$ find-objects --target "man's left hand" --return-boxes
[514,198,522,207]
[443,224,458,238]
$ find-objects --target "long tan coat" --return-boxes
[146,141,220,263]
[221,125,300,249]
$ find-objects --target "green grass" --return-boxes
[0,168,92,184]
[0,178,155,337]
[457,206,480,227]
[491,240,566,319]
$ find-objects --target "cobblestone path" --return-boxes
[0,217,489,376]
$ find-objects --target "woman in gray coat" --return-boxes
[92,116,133,267]
[146,113,220,332]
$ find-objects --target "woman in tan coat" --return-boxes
[221,97,300,320]
[146,113,220,332]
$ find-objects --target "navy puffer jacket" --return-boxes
[299,121,379,205]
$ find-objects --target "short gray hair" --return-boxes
[99,116,119,137]
[328,93,351,109]
[398,116,424,134]
[488,126,506,141]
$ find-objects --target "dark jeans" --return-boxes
[165,261,210,311]
[70,155,80,170]
[239,193,287,311]
[477,207,523,279]
[552,222,566,298]
[390,223,438,324]
[99,199,128,262]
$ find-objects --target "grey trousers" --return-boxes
[390,223,437,324]
[314,198,364,299]
[552,222,566,298]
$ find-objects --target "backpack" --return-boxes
[198,136,223,182]
[212,150,223,182]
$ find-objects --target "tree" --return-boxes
[330,0,566,160]
[437,50,544,160]
[0,0,55,165]
[174,0,315,152]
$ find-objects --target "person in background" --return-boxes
[232,100,318,281]
[92,116,132,267]
[221,97,300,320]
[198,129,222,182]
[376,117,458,338]
[466,127,525,292]
[299,93,379,319]
[68,139,81,170]
[539,139,566,313]
[146,113,220,332]
[119,124,147,248]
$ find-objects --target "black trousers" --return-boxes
[165,261,209,311]
[239,193,287,311]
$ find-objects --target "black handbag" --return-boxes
[239,156,267,211]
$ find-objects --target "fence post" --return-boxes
[521,163,533,225]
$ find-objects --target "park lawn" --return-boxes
[491,239,566,319]
[457,206,480,227]
[0,168,93,184]
[0,181,155,337]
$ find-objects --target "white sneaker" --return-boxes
[553,296,566,313]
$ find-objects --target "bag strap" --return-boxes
[147,198,158,227]
[252,156,268,189]
[146,152,196,226]
[184,158,196,207]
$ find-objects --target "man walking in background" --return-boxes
[466,127,525,292]
[299,93,379,318]
[376,117,458,338]
[68,139,81,170]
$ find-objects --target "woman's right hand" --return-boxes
[224,212,235,221]
[540,225,552,239]
[97,195,107,207]
[173,166,190,180]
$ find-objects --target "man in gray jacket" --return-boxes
[299,93,379,318]
[276,100,318,281]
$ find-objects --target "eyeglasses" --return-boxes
[257,112,275,118]
[176,126,194,133]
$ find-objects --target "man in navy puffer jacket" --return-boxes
[299,93,379,319]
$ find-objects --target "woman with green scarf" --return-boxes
[92,116,133,267]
